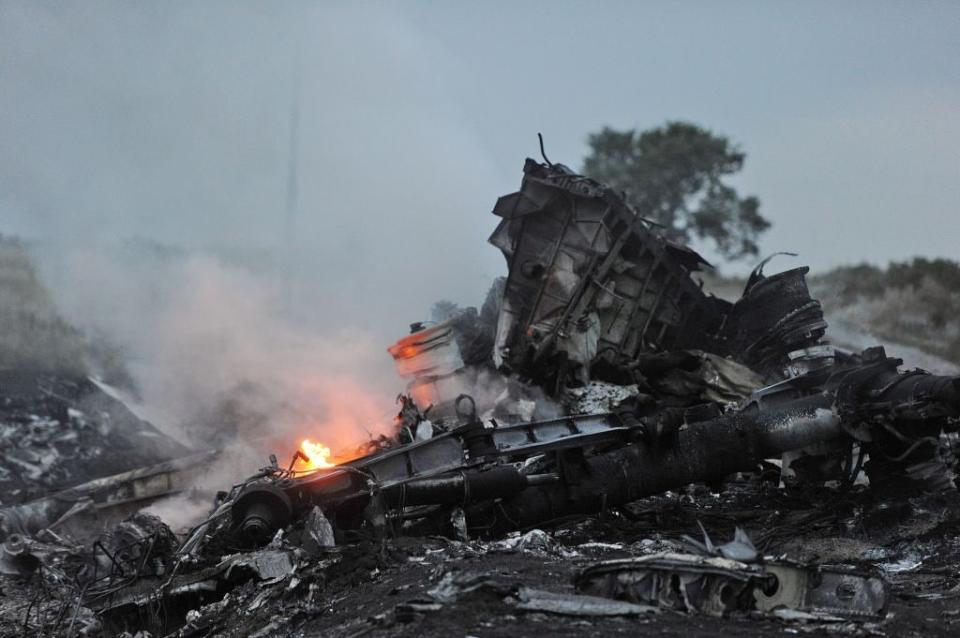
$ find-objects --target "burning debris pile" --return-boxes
[4,158,960,637]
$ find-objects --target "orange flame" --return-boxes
[296,438,335,471]
[285,374,396,472]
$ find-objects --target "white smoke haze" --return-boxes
[1,0,514,490]
[37,246,400,454]
[1,0,508,335]
[28,241,413,533]
[142,440,265,533]
[446,366,564,423]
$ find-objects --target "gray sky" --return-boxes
[2,0,959,330]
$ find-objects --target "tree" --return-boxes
[582,122,770,261]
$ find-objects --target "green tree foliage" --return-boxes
[429,300,461,323]
[887,258,960,293]
[582,122,770,260]
[809,257,960,362]
[812,258,960,305]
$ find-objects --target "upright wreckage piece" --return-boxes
[488,159,827,387]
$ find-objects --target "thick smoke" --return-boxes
[37,246,398,452]
[25,244,408,529]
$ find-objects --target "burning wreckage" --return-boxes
[4,157,960,636]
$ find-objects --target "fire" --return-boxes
[296,438,335,471]
[284,375,397,473]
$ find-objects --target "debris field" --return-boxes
[2,156,960,637]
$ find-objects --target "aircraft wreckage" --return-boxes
[226,158,960,543]
[3,156,960,635]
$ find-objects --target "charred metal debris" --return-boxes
[5,157,960,636]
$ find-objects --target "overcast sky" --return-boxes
[2,1,959,329]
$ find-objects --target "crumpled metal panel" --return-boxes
[575,553,888,620]
[729,266,829,379]
[489,159,727,382]
[754,563,888,619]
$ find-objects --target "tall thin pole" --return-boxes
[283,32,302,314]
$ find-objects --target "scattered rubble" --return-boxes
[0,372,189,507]
[3,156,960,637]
